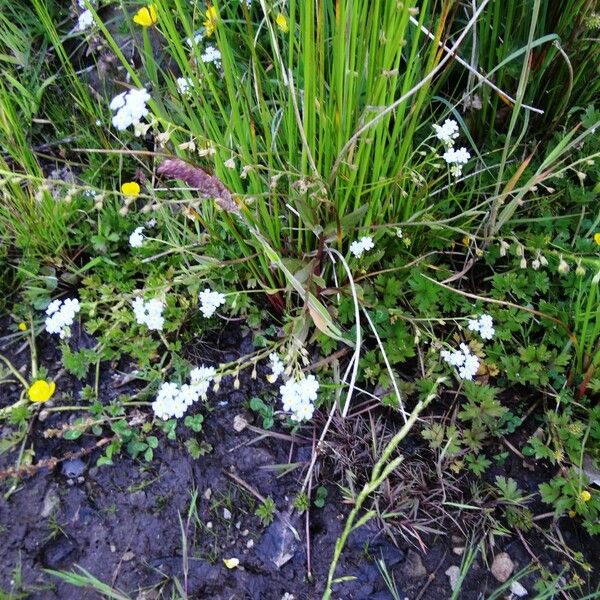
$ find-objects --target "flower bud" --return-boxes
[558,256,570,274]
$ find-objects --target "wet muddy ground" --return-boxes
[1,322,599,599]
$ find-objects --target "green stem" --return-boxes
[0,353,29,388]
[29,313,38,379]
[322,377,444,599]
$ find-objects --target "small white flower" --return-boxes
[441,343,480,380]
[190,365,216,397]
[44,298,81,339]
[109,88,151,131]
[132,297,165,331]
[152,366,216,420]
[76,9,94,31]
[350,236,374,258]
[433,118,459,147]
[186,31,204,47]
[279,374,319,422]
[129,226,145,248]
[466,314,495,340]
[46,299,62,316]
[442,146,471,178]
[200,45,222,68]
[199,288,226,318]
[268,353,285,382]
[477,314,495,340]
[177,77,193,95]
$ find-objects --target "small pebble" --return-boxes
[445,566,460,591]
[122,550,135,562]
[510,581,528,597]
[223,508,232,520]
[203,488,212,500]
[491,552,514,583]
[233,414,248,432]
[246,539,254,549]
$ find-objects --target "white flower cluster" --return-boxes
[467,314,495,340]
[200,45,222,68]
[350,236,374,258]
[45,298,81,339]
[267,353,285,383]
[280,375,319,422]
[442,146,471,178]
[441,343,480,381]
[132,297,165,331]
[152,365,216,420]
[433,118,470,178]
[186,31,204,47]
[177,77,193,95]
[433,118,459,148]
[76,10,94,31]
[199,288,225,318]
[129,226,145,248]
[110,88,151,131]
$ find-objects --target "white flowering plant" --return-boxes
[2,0,600,591]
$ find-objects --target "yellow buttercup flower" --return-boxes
[275,13,288,33]
[121,181,141,198]
[579,490,592,503]
[568,510,577,518]
[28,380,56,403]
[18,322,27,331]
[204,6,218,37]
[133,4,158,27]
[594,232,600,246]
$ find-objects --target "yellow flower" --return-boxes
[594,232,600,246]
[133,4,158,27]
[568,510,577,518]
[204,6,218,37]
[28,380,56,403]
[18,322,27,331]
[275,13,288,33]
[579,490,592,503]
[121,181,141,198]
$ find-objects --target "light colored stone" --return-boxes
[453,546,465,556]
[491,552,514,583]
[445,565,460,591]
[233,414,248,432]
[41,487,60,518]
[203,487,212,500]
[510,581,528,597]
[223,507,232,520]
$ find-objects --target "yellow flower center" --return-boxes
[594,232,600,246]
[121,181,141,198]
[204,6,218,37]
[275,14,289,33]
[133,5,158,27]
[28,380,56,403]
[18,322,27,331]
[579,490,592,503]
